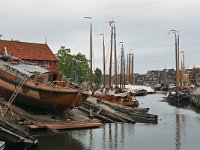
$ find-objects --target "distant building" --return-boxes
[188,67,200,86]
[0,40,57,72]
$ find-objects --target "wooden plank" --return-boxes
[45,121,103,130]
[79,106,116,123]
[0,99,45,128]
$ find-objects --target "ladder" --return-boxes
[3,75,28,115]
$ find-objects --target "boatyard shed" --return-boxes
[0,40,57,72]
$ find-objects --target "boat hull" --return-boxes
[0,71,88,109]
[167,91,190,105]
[101,95,139,107]
[167,95,190,104]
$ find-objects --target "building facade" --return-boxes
[0,40,57,72]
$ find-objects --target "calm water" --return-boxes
[34,92,200,150]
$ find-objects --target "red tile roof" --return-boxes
[0,40,57,61]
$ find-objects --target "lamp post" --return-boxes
[85,17,93,88]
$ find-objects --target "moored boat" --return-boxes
[0,54,88,110]
[95,88,139,107]
[134,89,148,96]
[167,87,190,105]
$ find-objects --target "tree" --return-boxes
[57,46,73,78]
[57,46,89,84]
[93,68,102,86]
[73,53,90,84]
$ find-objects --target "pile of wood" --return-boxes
[79,97,158,124]
[101,99,158,123]
[79,100,135,123]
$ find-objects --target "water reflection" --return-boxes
[71,123,135,150]
[175,110,186,150]
[176,110,181,150]
[32,132,85,150]
[28,93,200,150]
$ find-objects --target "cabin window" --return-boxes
[43,61,49,68]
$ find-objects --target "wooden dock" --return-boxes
[0,97,103,148]
[0,98,103,131]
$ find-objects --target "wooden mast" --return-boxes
[100,34,106,88]
[90,20,93,88]
[109,21,114,89]
[175,32,180,87]
[128,53,131,84]
[126,54,129,84]
[114,22,118,88]
[121,44,125,90]
[120,42,125,90]
[131,53,134,84]
[169,29,180,88]
[85,17,93,88]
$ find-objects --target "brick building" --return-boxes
[0,40,57,72]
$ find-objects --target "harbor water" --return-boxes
[33,92,200,150]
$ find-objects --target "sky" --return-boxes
[1,0,200,73]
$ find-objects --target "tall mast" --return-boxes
[100,34,106,88]
[114,23,118,88]
[181,51,185,86]
[177,34,180,87]
[85,17,93,88]
[131,53,134,84]
[126,54,129,84]
[175,32,180,87]
[109,21,114,89]
[128,53,131,84]
[169,30,180,87]
[90,20,93,87]
[121,43,125,89]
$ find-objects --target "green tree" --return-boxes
[57,46,89,84]
[93,68,102,86]
[73,53,90,84]
[57,46,73,78]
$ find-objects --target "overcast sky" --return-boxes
[1,0,200,73]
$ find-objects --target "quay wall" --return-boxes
[190,88,200,108]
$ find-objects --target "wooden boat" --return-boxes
[0,54,88,110]
[134,89,147,96]
[0,141,5,150]
[167,87,190,104]
[167,30,191,105]
[100,90,139,107]
[96,21,139,108]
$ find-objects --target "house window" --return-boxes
[43,61,49,68]
[31,61,37,66]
